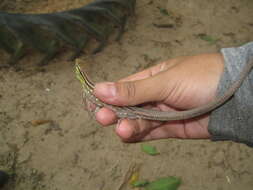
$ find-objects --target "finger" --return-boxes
[95,107,117,126]
[120,61,167,82]
[94,70,177,106]
[95,103,158,126]
[115,117,210,142]
[120,57,182,82]
[93,57,186,106]
[115,119,162,142]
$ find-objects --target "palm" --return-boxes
[121,103,210,142]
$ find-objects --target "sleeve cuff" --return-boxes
[208,42,253,146]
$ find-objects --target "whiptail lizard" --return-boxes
[75,60,253,121]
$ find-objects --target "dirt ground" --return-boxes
[0,0,253,189]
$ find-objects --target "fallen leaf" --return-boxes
[31,119,52,126]
[157,7,170,16]
[141,144,159,155]
[117,163,142,190]
[132,180,149,187]
[145,177,181,190]
[198,33,218,44]
[129,171,140,185]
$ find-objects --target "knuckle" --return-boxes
[118,81,136,101]
[125,82,136,100]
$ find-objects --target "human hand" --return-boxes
[93,53,224,142]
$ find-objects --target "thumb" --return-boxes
[93,72,171,106]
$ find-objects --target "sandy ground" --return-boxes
[0,0,253,189]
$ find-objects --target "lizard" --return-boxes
[75,59,253,121]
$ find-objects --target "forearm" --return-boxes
[208,42,253,146]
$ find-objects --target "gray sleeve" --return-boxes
[208,42,253,147]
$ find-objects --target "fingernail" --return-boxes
[95,82,116,99]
